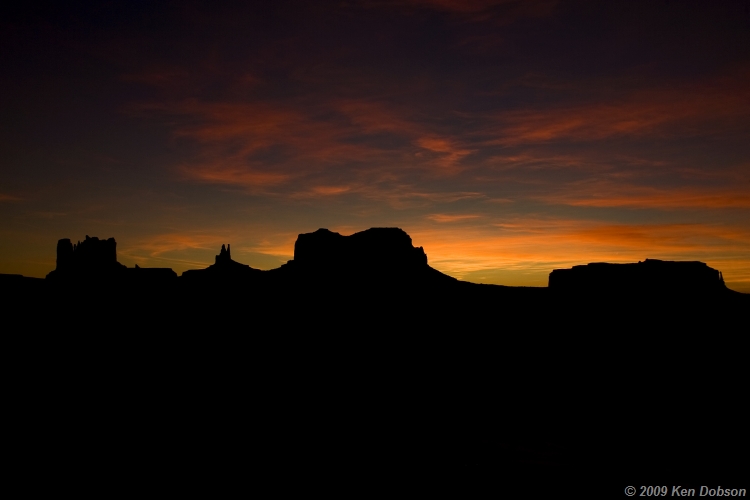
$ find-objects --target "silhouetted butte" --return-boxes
[549,259,729,296]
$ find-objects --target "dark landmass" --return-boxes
[2,227,747,495]
[549,259,731,295]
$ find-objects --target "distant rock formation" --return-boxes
[178,228,454,286]
[295,228,427,270]
[216,244,232,265]
[47,235,126,280]
[46,235,176,283]
[548,259,727,295]
[181,243,260,281]
[285,227,456,288]
[34,231,742,297]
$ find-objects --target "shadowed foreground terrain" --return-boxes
[3,228,748,496]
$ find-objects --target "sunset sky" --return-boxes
[1,1,749,291]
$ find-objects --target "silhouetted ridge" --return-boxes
[0,273,43,289]
[548,258,727,294]
[27,231,747,298]
[131,264,178,281]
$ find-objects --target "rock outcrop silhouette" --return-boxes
[179,228,456,288]
[46,235,126,281]
[291,227,454,285]
[294,227,427,269]
[40,230,741,299]
[548,258,728,295]
[130,264,178,282]
[181,243,261,282]
[45,235,176,283]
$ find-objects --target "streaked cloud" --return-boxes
[120,233,222,258]
[427,213,481,223]
[535,180,750,210]
[310,185,353,196]
[484,74,750,145]
[181,164,290,190]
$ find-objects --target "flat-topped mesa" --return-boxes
[293,228,429,275]
[47,235,126,280]
[548,259,727,294]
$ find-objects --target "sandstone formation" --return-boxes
[294,228,428,270]
[290,227,455,287]
[548,259,727,294]
[46,235,175,282]
[33,231,744,299]
[181,243,260,282]
[46,236,126,280]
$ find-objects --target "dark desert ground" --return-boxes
[3,228,748,496]
[2,1,750,496]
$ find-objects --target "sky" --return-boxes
[1,0,749,291]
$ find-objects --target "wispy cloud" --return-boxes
[310,185,353,196]
[415,137,474,172]
[427,213,481,222]
[133,94,481,196]
[121,233,222,258]
[483,74,750,145]
[180,164,290,190]
[535,179,750,210]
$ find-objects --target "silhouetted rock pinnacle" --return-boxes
[181,243,260,281]
[217,244,231,264]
